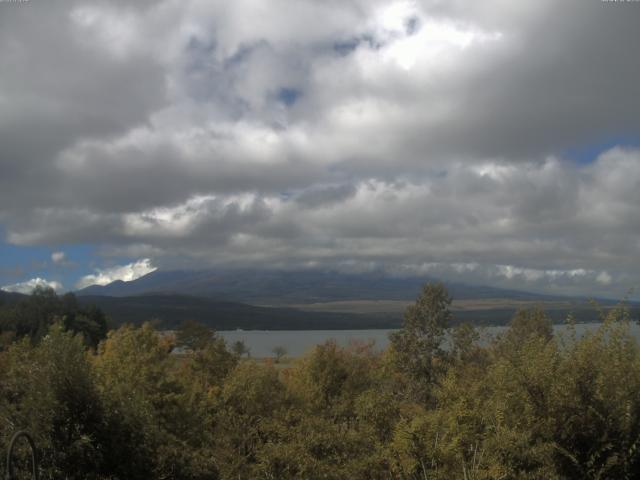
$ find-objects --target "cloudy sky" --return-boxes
[1,0,640,297]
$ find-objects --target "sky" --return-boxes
[1,0,640,298]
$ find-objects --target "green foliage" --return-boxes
[494,307,553,359]
[231,339,250,357]
[389,282,452,402]
[181,333,238,393]
[176,319,216,351]
[0,288,108,349]
[213,361,289,479]
[272,345,287,363]
[0,325,109,479]
[2,286,640,479]
[288,340,377,418]
[93,323,214,479]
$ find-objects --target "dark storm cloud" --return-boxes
[433,1,640,161]
[1,0,640,296]
[0,0,166,210]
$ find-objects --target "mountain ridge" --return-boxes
[76,268,566,304]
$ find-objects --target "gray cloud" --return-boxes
[1,0,640,297]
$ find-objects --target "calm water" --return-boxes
[219,323,640,358]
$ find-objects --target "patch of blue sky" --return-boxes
[332,34,383,57]
[0,238,97,291]
[333,38,360,56]
[562,134,640,165]
[405,16,420,35]
[277,87,301,107]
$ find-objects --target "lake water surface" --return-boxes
[219,322,640,358]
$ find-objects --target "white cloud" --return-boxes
[596,271,612,286]
[1,278,64,294]
[494,265,588,282]
[70,5,144,60]
[75,258,157,289]
[51,251,66,264]
[381,17,502,71]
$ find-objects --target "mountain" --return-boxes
[75,270,640,329]
[79,293,636,330]
[77,294,397,330]
[0,290,26,305]
[4,275,636,330]
[77,269,560,304]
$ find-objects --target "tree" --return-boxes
[214,362,288,479]
[60,304,108,349]
[176,320,215,351]
[389,282,452,402]
[272,345,287,363]
[182,334,238,392]
[92,323,188,479]
[494,308,553,360]
[232,339,250,358]
[288,340,377,418]
[0,289,108,348]
[0,324,109,479]
[450,322,481,364]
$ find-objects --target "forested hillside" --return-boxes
[0,284,639,478]
[77,293,397,330]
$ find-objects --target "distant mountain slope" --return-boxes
[76,293,638,330]
[4,285,636,330]
[77,294,397,330]
[76,269,561,304]
[0,290,26,305]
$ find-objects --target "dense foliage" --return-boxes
[0,286,108,348]
[1,284,640,479]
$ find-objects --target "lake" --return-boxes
[218,322,640,358]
